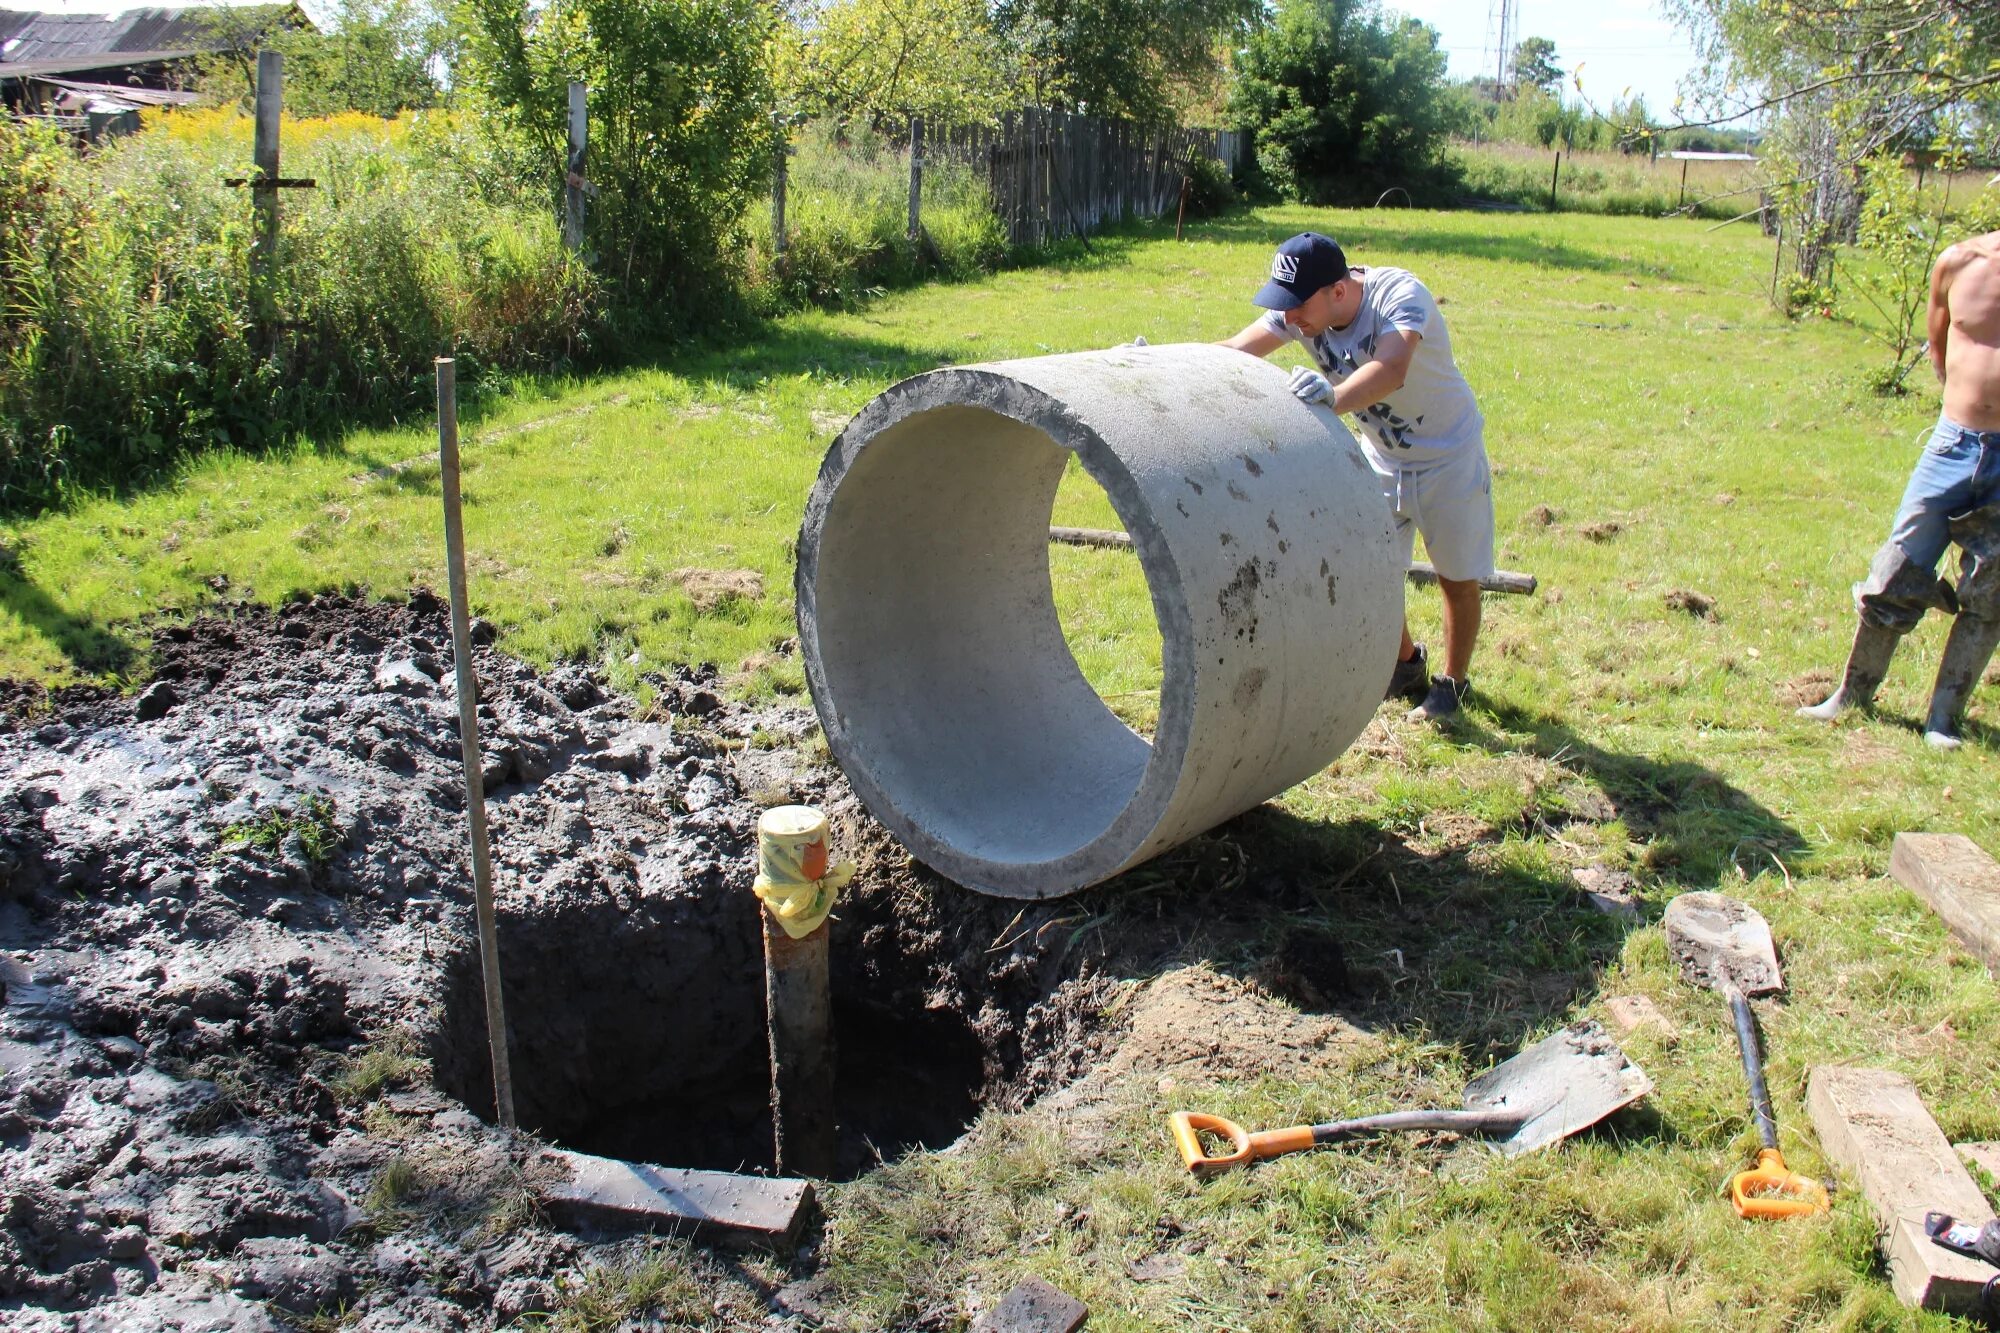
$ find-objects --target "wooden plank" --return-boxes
[1889,832,2000,973]
[1807,1066,1996,1314]
[971,1277,1088,1333]
[536,1147,816,1248]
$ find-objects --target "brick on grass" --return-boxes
[1807,1066,1997,1314]
[1889,832,2000,974]
[1603,995,1677,1039]
[970,1277,1088,1333]
[536,1148,815,1248]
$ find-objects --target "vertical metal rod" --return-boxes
[764,915,836,1177]
[563,82,588,253]
[437,357,517,1132]
[1176,172,1189,241]
[1678,157,1688,212]
[907,117,924,243]
[1548,149,1560,211]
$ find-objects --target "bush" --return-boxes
[1230,0,1462,205]
[0,111,597,508]
[1181,151,1238,217]
[457,0,777,320]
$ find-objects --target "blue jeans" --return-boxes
[1856,417,2000,631]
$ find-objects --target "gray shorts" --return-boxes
[1367,446,1496,582]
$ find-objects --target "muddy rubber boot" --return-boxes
[1923,613,2000,750]
[1796,622,1900,721]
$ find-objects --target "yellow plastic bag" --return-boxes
[751,805,854,939]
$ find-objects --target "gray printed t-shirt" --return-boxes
[1258,265,1482,468]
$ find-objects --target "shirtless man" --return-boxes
[1799,231,2000,748]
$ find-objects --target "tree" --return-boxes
[993,0,1261,123]
[1659,0,1997,299]
[194,0,448,117]
[772,0,1015,126]
[1510,36,1561,94]
[458,0,776,311]
[1231,0,1459,203]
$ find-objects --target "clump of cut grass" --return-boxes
[546,1244,710,1332]
[217,793,341,864]
[332,1030,428,1104]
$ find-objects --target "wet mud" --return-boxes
[0,594,1117,1330]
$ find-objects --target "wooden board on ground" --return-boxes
[536,1147,815,1248]
[1807,1066,1997,1314]
[971,1277,1088,1333]
[1890,832,2000,974]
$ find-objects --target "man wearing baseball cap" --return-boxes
[1220,232,1494,722]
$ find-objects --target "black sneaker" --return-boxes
[1386,643,1429,703]
[1408,674,1469,722]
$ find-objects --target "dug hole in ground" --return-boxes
[0,592,1404,1330]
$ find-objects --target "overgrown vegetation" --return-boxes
[1230,0,1460,204]
[744,124,1010,312]
[0,112,595,509]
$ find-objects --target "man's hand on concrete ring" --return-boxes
[1288,365,1333,406]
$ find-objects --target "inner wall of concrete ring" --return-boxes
[795,343,1403,899]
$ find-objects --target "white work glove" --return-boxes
[1288,365,1333,406]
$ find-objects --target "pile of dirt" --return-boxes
[0,594,1128,1330]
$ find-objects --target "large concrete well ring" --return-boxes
[795,343,1403,899]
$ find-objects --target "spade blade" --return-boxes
[1663,891,1783,996]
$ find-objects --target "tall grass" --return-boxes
[1452,140,1764,219]
[0,109,596,509]
[741,123,1009,312]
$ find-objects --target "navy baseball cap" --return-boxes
[1252,233,1349,310]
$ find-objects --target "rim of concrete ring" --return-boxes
[797,369,1197,898]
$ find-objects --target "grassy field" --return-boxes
[6,205,2000,1329]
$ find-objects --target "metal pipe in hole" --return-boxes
[754,806,842,1177]
[437,356,518,1132]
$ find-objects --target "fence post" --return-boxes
[1677,158,1688,212]
[563,82,588,253]
[772,118,789,258]
[251,50,282,290]
[908,117,924,242]
[1548,149,1561,211]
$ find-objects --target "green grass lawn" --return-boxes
[7,205,2000,1329]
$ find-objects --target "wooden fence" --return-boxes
[918,111,1245,247]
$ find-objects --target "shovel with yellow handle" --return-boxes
[1172,1022,1653,1176]
[1664,891,1830,1220]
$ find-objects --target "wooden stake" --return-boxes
[907,117,925,243]
[251,50,282,282]
[437,357,517,1132]
[764,913,835,1176]
[772,122,789,258]
[563,82,588,253]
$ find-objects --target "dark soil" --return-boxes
[0,594,1117,1330]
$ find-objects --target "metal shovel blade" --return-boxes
[1462,1021,1656,1156]
[1663,892,1783,996]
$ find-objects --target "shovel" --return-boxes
[1663,891,1829,1220]
[1170,1021,1652,1177]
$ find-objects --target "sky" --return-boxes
[1392,0,1711,121]
[29,0,1715,127]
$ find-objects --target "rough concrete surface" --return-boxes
[796,344,1403,898]
[0,595,1128,1329]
